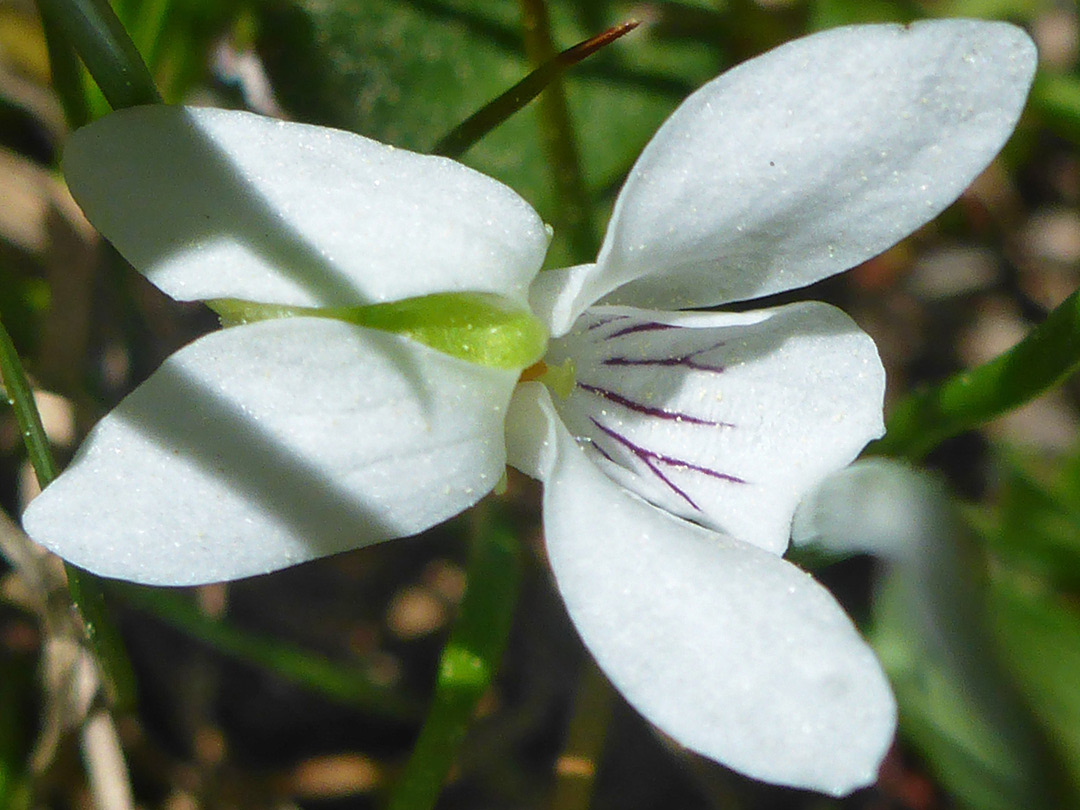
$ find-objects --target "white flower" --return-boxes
[23,20,1034,796]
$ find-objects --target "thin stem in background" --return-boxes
[39,12,92,130]
[432,21,639,161]
[34,0,161,111]
[0,318,137,710]
[25,0,157,715]
[519,0,600,263]
[549,659,613,810]
[384,505,521,810]
[0,324,58,487]
[871,287,1080,461]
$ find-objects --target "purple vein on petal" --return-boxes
[577,382,734,428]
[588,417,746,511]
[585,438,617,464]
[605,321,677,339]
[586,314,630,331]
[589,418,699,510]
[603,338,728,374]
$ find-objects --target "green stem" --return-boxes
[519,0,598,262]
[39,11,92,129]
[0,325,57,487]
[34,0,161,111]
[549,660,613,810]
[0,318,137,710]
[111,583,420,720]
[385,506,521,810]
[432,21,639,160]
[871,287,1080,460]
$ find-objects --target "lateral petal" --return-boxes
[64,106,550,308]
[542,302,884,555]
[24,319,516,584]
[505,383,896,794]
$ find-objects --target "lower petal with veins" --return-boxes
[504,382,896,795]
[546,301,885,555]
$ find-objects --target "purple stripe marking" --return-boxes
[586,314,630,331]
[605,321,677,339]
[603,356,727,373]
[587,439,616,464]
[577,383,733,428]
[590,419,700,510]
[589,418,746,512]
[603,338,728,375]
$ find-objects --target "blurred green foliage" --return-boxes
[0,648,35,810]
[871,569,1058,810]
[8,0,1080,807]
[978,450,1080,798]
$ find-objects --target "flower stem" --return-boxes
[519,0,599,263]
[549,659,613,810]
[384,505,521,810]
[0,326,57,488]
[0,318,137,710]
[870,287,1080,460]
[34,0,161,111]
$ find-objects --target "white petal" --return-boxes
[791,458,950,561]
[527,263,596,338]
[553,20,1035,319]
[64,106,550,308]
[23,319,516,585]
[505,384,896,794]
[542,302,884,555]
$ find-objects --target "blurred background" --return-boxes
[3,0,1080,808]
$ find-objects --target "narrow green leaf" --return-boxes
[871,288,1080,460]
[39,11,92,129]
[34,0,161,111]
[111,583,420,720]
[385,505,520,810]
[64,566,139,710]
[119,0,171,72]
[0,317,137,710]
[989,577,1080,801]
[0,318,57,486]
[433,21,639,160]
[519,0,597,262]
